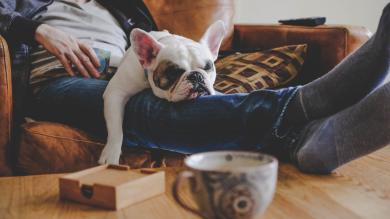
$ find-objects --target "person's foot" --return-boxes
[293,3,390,121]
[294,81,390,174]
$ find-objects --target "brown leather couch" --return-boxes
[0,0,371,176]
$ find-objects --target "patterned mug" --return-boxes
[172,151,278,219]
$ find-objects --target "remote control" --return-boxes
[278,17,326,27]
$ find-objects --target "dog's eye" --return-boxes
[166,67,185,80]
[203,61,213,71]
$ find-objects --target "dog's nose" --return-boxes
[187,71,210,96]
[187,71,204,84]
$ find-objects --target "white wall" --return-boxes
[234,0,389,32]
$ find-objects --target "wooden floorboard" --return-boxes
[263,145,390,219]
[335,146,390,198]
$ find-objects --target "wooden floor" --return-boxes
[263,145,390,219]
[0,146,389,219]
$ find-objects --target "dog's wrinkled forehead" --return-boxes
[155,60,185,77]
[154,36,214,70]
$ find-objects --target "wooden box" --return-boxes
[59,165,165,210]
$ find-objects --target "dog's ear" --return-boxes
[200,20,226,61]
[130,29,163,68]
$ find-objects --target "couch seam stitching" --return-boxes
[235,25,356,32]
[26,130,104,145]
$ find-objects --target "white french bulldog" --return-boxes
[98,21,226,164]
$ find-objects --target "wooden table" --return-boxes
[0,146,389,219]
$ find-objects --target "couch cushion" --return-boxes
[214,44,307,94]
[233,25,371,85]
[17,122,185,175]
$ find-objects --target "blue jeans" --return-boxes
[29,77,300,159]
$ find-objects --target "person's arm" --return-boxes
[35,24,101,78]
[0,4,100,78]
[0,6,42,45]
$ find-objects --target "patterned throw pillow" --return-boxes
[214,44,307,94]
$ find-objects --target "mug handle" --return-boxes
[172,171,206,218]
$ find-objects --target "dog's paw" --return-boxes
[98,144,122,165]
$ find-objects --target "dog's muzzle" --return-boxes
[187,71,211,96]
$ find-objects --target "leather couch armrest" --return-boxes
[232,24,371,84]
[0,35,13,175]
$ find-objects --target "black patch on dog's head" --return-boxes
[153,60,186,90]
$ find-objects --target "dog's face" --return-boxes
[130,21,226,102]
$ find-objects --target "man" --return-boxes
[0,0,156,135]
[1,0,389,174]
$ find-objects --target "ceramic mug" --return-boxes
[172,151,278,219]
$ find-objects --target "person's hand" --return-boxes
[34,24,100,78]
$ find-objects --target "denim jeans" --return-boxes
[29,77,300,159]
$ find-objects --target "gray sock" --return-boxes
[295,81,390,174]
[297,3,390,120]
